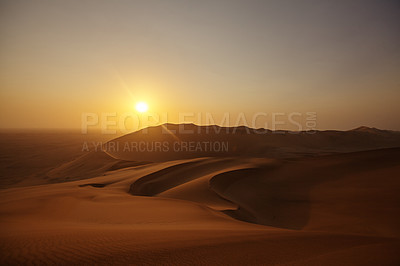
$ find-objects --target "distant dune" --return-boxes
[0,131,117,188]
[0,126,399,265]
[106,123,400,161]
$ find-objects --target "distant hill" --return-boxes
[350,126,393,134]
[104,123,400,162]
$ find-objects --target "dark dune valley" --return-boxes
[1,125,400,265]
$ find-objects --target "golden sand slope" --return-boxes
[1,148,400,265]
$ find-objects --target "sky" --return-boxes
[0,0,399,131]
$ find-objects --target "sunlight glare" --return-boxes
[135,102,148,113]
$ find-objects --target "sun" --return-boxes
[135,101,148,113]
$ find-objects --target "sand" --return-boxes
[1,126,400,265]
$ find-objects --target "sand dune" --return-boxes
[106,123,400,161]
[46,150,148,183]
[210,148,400,236]
[1,127,400,264]
[0,130,118,188]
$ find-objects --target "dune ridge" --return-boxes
[106,123,400,162]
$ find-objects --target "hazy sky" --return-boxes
[1,0,399,130]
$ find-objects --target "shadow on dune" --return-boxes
[129,158,240,196]
[78,183,109,188]
[210,148,400,231]
[209,167,310,229]
[125,147,400,232]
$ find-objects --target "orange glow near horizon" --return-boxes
[0,1,399,130]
